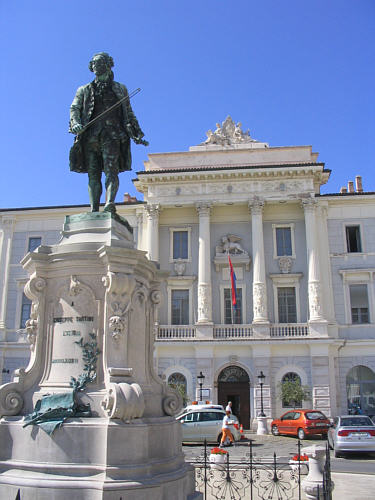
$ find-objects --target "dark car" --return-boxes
[271,410,330,440]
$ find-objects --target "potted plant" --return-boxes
[289,453,309,474]
[209,447,228,469]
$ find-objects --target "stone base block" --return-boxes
[0,417,200,500]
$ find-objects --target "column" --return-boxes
[145,204,160,262]
[302,198,325,322]
[196,203,212,324]
[0,216,15,338]
[316,203,336,327]
[249,199,268,323]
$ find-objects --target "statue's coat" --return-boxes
[69,81,142,173]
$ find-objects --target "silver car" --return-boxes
[327,415,375,457]
[176,408,241,444]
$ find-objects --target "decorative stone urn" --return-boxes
[301,445,334,500]
[0,213,201,500]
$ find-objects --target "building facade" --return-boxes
[1,118,375,428]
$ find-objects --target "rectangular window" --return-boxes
[20,293,32,329]
[171,289,189,325]
[276,227,292,256]
[224,288,242,324]
[346,226,362,253]
[350,284,369,324]
[173,231,188,260]
[277,287,297,323]
[28,237,41,252]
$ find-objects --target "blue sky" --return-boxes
[1,0,374,208]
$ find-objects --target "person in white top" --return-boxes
[220,410,234,447]
[225,401,232,413]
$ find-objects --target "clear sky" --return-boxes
[1,0,374,209]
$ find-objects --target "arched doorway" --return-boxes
[346,365,375,416]
[218,366,250,429]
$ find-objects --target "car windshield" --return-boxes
[340,417,374,427]
[305,411,326,420]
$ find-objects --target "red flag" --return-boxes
[228,255,237,308]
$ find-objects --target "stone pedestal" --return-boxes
[256,416,268,435]
[0,213,200,500]
[301,445,334,500]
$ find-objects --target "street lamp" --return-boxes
[197,371,205,402]
[257,371,266,417]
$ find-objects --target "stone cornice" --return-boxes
[134,163,329,195]
[136,161,326,177]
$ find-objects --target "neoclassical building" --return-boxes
[1,117,375,428]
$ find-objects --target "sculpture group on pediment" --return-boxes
[202,116,257,146]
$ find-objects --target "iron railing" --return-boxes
[186,439,332,500]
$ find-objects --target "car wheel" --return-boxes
[334,448,342,458]
[271,425,279,436]
[297,428,306,440]
[217,433,223,445]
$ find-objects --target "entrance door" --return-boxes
[218,366,250,429]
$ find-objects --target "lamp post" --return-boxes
[257,371,266,417]
[197,371,205,402]
[256,370,268,435]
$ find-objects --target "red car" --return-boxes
[271,410,330,440]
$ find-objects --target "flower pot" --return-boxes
[209,453,227,470]
[289,459,309,474]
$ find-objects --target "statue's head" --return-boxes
[88,52,114,75]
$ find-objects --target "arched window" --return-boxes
[346,365,375,416]
[281,372,303,408]
[168,372,187,393]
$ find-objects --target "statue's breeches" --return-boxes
[84,131,121,179]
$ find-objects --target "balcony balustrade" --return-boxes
[214,324,253,339]
[156,323,310,341]
[157,325,196,340]
[270,323,309,337]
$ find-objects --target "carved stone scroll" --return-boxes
[101,382,145,421]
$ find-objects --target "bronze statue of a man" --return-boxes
[69,52,148,214]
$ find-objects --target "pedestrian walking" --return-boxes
[220,410,234,447]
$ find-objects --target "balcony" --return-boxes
[156,323,310,341]
[157,325,196,340]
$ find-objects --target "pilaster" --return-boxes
[135,209,145,251]
[0,216,15,338]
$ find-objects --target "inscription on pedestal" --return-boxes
[46,287,96,385]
